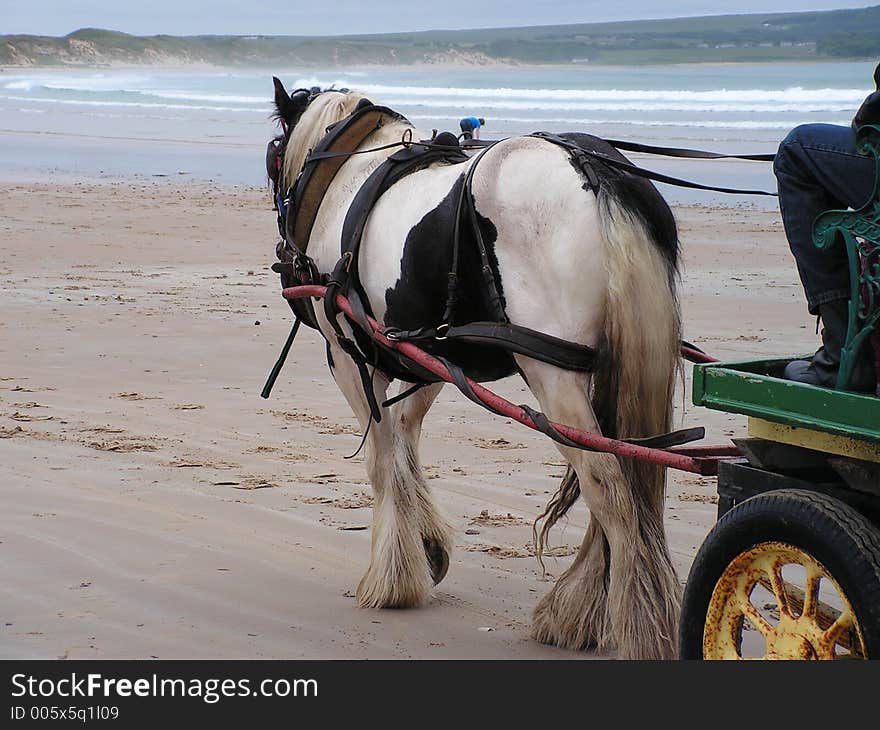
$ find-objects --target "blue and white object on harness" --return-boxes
[459,116,485,137]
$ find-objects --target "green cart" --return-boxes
[679,124,880,660]
[681,358,880,659]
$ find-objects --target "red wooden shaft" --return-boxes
[281,285,723,475]
[681,346,718,364]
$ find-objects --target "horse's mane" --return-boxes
[281,90,370,190]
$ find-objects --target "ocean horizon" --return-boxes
[1,60,876,207]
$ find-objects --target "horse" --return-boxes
[268,78,683,660]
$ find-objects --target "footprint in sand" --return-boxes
[79,429,162,452]
[300,491,373,509]
[305,472,340,484]
[8,385,55,393]
[8,411,54,422]
[268,409,359,436]
[231,476,280,490]
[474,437,526,450]
[114,392,161,401]
[1,425,63,442]
[678,493,719,505]
[166,457,240,470]
[469,510,527,527]
[82,439,159,453]
[464,543,577,559]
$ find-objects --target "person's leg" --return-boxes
[774,123,875,313]
[774,123,877,389]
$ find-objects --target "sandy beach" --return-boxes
[0,180,815,659]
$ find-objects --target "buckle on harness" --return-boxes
[435,323,450,341]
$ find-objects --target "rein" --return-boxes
[531,131,777,197]
[297,132,779,199]
[599,139,775,162]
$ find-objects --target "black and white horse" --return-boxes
[270,80,682,659]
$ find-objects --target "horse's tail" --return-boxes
[535,182,680,561]
[592,188,681,511]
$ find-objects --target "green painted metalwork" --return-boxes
[693,357,880,443]
[812,123,880,390]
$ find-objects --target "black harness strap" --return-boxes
[462,145,508,323]
[603,139,775,162]
[315,132,475,419]
[435,357,507,418]
[625,426,706,449]
[381,382,428,409]
[384,321,597,372]
[530,132,777,197]
[260,317,301,399]
[520,404,586,449]
[271,242,322,329]
[463,135,776,163]
[287,100,406,254]
[520,404,705,451]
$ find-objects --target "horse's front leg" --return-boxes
[326,344,438,608]
[390,382,453,587]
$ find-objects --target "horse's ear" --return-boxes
[273,76,291,120]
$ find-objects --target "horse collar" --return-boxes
[283,103,404,256]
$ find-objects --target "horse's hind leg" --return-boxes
[517,358,680,660]
[532,504,611,652]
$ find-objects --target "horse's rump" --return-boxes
[359,133,679,387]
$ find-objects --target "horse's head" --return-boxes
[269,77,368,192]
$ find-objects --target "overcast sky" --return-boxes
[1,1,874,36]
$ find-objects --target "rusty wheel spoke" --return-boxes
[739,598,773,637]
[823,610,854,647]
[802,568,821,620]
[766,561,790,617]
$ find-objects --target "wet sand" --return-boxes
[0,181,815,659]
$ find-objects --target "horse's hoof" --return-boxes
[423,537,449,586]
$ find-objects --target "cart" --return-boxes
[680,124,880,659]
[680,357,880,659]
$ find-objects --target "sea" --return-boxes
[0,60,876,207]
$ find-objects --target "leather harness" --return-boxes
[264,101,701,450]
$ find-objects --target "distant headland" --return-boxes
[3,6,880,68]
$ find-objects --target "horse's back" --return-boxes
[357,133,674,356]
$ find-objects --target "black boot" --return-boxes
[783,299,876,392]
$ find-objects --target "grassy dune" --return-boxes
[2,6,879,67]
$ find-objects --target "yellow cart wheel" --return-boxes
[680,489,880,660]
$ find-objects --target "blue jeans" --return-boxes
[774,123,875,314]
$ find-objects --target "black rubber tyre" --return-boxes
[680,488,880,659]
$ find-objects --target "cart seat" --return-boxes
[812,123,880,396]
